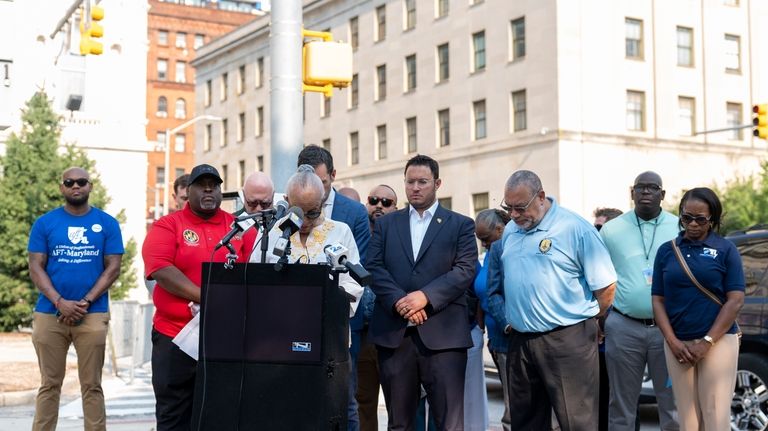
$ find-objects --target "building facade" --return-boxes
[192,0,768,218]
[145,0,255,220]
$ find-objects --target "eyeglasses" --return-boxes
[680,213,711,225]
[62,178,90,188]
[305,209,322,220]
[633,184,662,193]
[368,196,394,207]
[500,189,541,214]
[245,199,273,209]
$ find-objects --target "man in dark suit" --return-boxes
[297,145,371,431]
[368,154,477,430]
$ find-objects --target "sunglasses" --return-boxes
[368,196,394,207]
[305,209,322,220]
[633,184,662,193]
[680,213,711,225]
[62,178,90,188]
[500,189,541,214]
[245,199,273,209]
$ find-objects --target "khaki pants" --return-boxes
[31,311,109,431]
[664,334,739,431]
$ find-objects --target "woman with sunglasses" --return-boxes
[651,187,745,430]
[255,165,364,317]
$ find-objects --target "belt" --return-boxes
[613,307,655,327]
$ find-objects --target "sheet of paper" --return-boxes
[172,313,200,360]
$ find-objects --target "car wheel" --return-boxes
[731,353,768,431]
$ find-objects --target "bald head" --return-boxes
[634,171,662,187]
[62,167,89,182]
[242,172,275,214]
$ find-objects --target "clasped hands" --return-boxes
[668,337,710,365]
[395,291,429,325]
[56,299,89,326]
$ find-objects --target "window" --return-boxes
[470,0,484,4]
[157,96,168,117]
[724,0,739,5]
[255,57,264,88]
[349,132,359,165]
[256,106,264,137]
[257,156,264,171]
[438,197,452,210]
[194,33,205,49]
[157,59,168,80]
[349,16,359,50]
[375,5,386,42]
[220,72,228,101]
[350,74,359,108]
[677,26,693,66]
[626,90,646,131]
[725,34,741,72]
[322,95,331,117]
[376,65,387,101]
[726,102,743,140]
[174,133,185,152]
[510,17,526,60]
[404,0,416,30]
[512,90,527,132]
[678,96,695,136]
[437,43,449,82]
[405,54,417,92]
[472,31,486,72]
[175,98,186,119]
[158,30,168,46]
[221,118,228,147]
[625,18,643,59]
[376,125,387,159]
[175,168,185,181]
[204,124,212,151]
[175,61,186,83]
[436,0,448,18]
[237,112,245,142]
[205,80,212,107]
[176,32,187,49]
[238,160,245,188]
[157,131,167,147]
[237,64,246,95]
[322,138,331,151]
[406,116,417,153]
[472,192,489,217]
[473,99,487,140]
[156,167,166,186]
[438,108,450,147]
[221,164,228,190]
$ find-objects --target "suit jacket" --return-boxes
[330,190,371,265]
[368,204,477,350]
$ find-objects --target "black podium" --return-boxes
[191,263,350,431]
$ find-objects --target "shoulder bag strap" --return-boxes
[670,240,723,306]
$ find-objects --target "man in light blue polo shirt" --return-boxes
[600,172,680,431]
[494,170,616,431]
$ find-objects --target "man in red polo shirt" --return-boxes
[143,164,254,431]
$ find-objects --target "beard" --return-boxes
[65,194,89,207]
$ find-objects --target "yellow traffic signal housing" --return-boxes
[79,5,105,55]
[301,28,353,97]
[754,104,768,140]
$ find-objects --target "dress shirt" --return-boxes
[409,199,439,260]
[322,188,336,219]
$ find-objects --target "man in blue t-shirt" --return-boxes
[28,167,124,431]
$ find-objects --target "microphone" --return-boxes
[273,200,289,220]
[323,243,372,286]
[272,207,304,257]
[215,214,258,251]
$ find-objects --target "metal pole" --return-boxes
[693,124,754,135]
[270,0,303,191]
[163,127,170,215]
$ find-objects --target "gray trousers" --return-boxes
[605,311,679,431]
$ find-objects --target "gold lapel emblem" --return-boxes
[538,238,552,254]
[183,229,199,244]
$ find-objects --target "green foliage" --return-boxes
[110,210,137,301]
[0,91,138,330]
[713,161,768,234]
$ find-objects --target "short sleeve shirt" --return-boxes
[143,206,255,338]
[28,207,124,314]
[652,231,744,340]
[501,198,617,332]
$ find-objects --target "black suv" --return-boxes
[725,226,768,430]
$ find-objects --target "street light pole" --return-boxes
[163,114,222,215]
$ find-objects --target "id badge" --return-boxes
[642,267,653,286]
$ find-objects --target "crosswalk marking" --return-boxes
[59,366,155,419]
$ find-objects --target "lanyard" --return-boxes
[635,212,659,263]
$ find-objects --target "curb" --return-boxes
[0,375,80,407]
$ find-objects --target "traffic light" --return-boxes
[754,104,768,139]
[79,5,104,55]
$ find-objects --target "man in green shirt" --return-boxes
[600,171,680,431]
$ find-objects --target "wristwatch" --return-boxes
[702,335,715,346]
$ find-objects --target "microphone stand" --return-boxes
[259,214,277,264]
[273,240,292,272]
[224,243,237,270]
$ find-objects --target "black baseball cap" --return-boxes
[188,164,223,185]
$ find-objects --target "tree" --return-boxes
[714,161,768,234]
[0,91,138,330]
